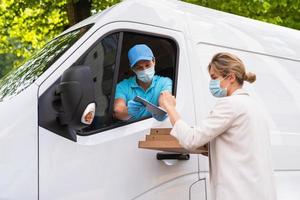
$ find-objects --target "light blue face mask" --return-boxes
[135,65,155,83]
[209,79,227,97]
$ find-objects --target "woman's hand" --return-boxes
[159,91,176,111]
[159,92,180,126]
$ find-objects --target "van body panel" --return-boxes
[0,84,38,199]
[39,120,199,199]
[134,173,208,200]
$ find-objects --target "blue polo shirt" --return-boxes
[115,75,172,119]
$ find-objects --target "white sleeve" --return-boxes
[170,98,237,150]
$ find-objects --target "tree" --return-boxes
[66,0,91,27]
[0,53,19,77]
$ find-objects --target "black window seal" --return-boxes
[106,32,124,121]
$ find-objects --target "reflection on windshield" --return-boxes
[0,25,92,101]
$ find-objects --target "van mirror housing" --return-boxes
[39,65,96,142]
[55,65,96,129]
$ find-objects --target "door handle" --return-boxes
[156,153,190,160]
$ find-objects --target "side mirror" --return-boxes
[38,65,96,142]
[56,65,96,129]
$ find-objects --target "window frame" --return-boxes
[73,29,180,136]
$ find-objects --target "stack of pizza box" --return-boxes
[138,128,208,154]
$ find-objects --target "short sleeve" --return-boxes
[160,77,172,93]
[114,81,127,101]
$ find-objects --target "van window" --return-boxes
[0,25,92,102]
[78,31,178,135]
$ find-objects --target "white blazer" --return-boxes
[171,89,277,200]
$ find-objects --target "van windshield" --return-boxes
[0,25,92,102]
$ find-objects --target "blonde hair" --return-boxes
[208,52,256,85]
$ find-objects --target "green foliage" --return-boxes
[91,0,121,13]
[184,0,300,30]
[0,0,68,61]
[0,53,21,77]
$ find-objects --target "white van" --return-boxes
[0,0,300,199]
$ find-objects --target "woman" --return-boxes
[160,52,276,200]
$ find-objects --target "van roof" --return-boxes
[63,0,300,61]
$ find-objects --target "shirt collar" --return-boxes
[131,76,139,88]
[232,88,249,96]
[131,75,158,90]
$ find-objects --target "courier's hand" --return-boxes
[127,100,145,119]
[152,113,167,121]
[159,91,176,111]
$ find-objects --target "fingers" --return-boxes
[160,91,175,100]
[159,92,176,111]
[160,91,173,97]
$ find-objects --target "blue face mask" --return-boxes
[135,65,155,83]
[209,79,227,97]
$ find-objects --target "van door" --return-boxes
[38,22,201,200]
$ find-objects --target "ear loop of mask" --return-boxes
[220,74,231,91]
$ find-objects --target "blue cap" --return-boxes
[128,44,154,68]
